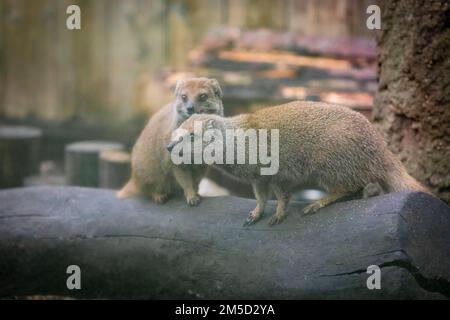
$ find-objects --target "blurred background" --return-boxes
[0,0,381,195]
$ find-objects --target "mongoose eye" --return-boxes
[181,94,188,102]
[199,94,208,102]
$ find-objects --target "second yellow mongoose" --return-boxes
[117,77,224,205]
[170,101,430,225]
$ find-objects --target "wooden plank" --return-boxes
[287,0,308,34]
[0,0,4,118]
[227,0,247,27]
[218,50,352,70]
[0,0,379,124]
[54,0,78,120]
[123,0,169,115]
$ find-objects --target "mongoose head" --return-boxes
[167,114,223,154]
[174,78,224,121]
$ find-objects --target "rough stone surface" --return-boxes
[373,0,450,203]
[0,186,449,299]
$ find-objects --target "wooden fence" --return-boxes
[0,0,378,124]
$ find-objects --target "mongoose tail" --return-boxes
[385,169,430,194]
[383,155,431,195]
[116,179,140,199]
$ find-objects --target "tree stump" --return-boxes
[0,126,42,188]
[99,150,131,189]
[65,141,124,187]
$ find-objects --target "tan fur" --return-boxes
[117,77,224,205]
[174,101,431,224]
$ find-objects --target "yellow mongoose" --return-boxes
[171,101,430,225]
[117,77,224,205]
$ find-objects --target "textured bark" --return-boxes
[373,0,450,203]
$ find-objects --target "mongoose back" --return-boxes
[171,101,430,225]
[117,77,224,205]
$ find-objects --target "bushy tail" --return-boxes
[383,161,431,195]
[116,179,140,199]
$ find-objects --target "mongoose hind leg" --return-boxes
[362,182,384,198]
[117,180,140,199]
[244,181,270,226]
[151,192,170,204]
[302,191,349,215]
[268,184,291,226]
[173,166,201,206]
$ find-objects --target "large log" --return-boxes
[0,126,42,188]
[0,186,449,299]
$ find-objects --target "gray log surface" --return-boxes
[0,186,449,299]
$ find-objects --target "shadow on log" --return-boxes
[0,186,449,299]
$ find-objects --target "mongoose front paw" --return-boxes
[186,194,201,206]
[302,202,322,215]
[152,193,169,204]
[268,215,284,226]
[243,211,261,226]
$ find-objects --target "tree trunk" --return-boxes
[373,0,450,203]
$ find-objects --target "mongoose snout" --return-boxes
[186,105,195,115]
[175,101,431,226]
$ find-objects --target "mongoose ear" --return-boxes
[174,79,185,96]
[206,119,215,129]
[208,78,223,98]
